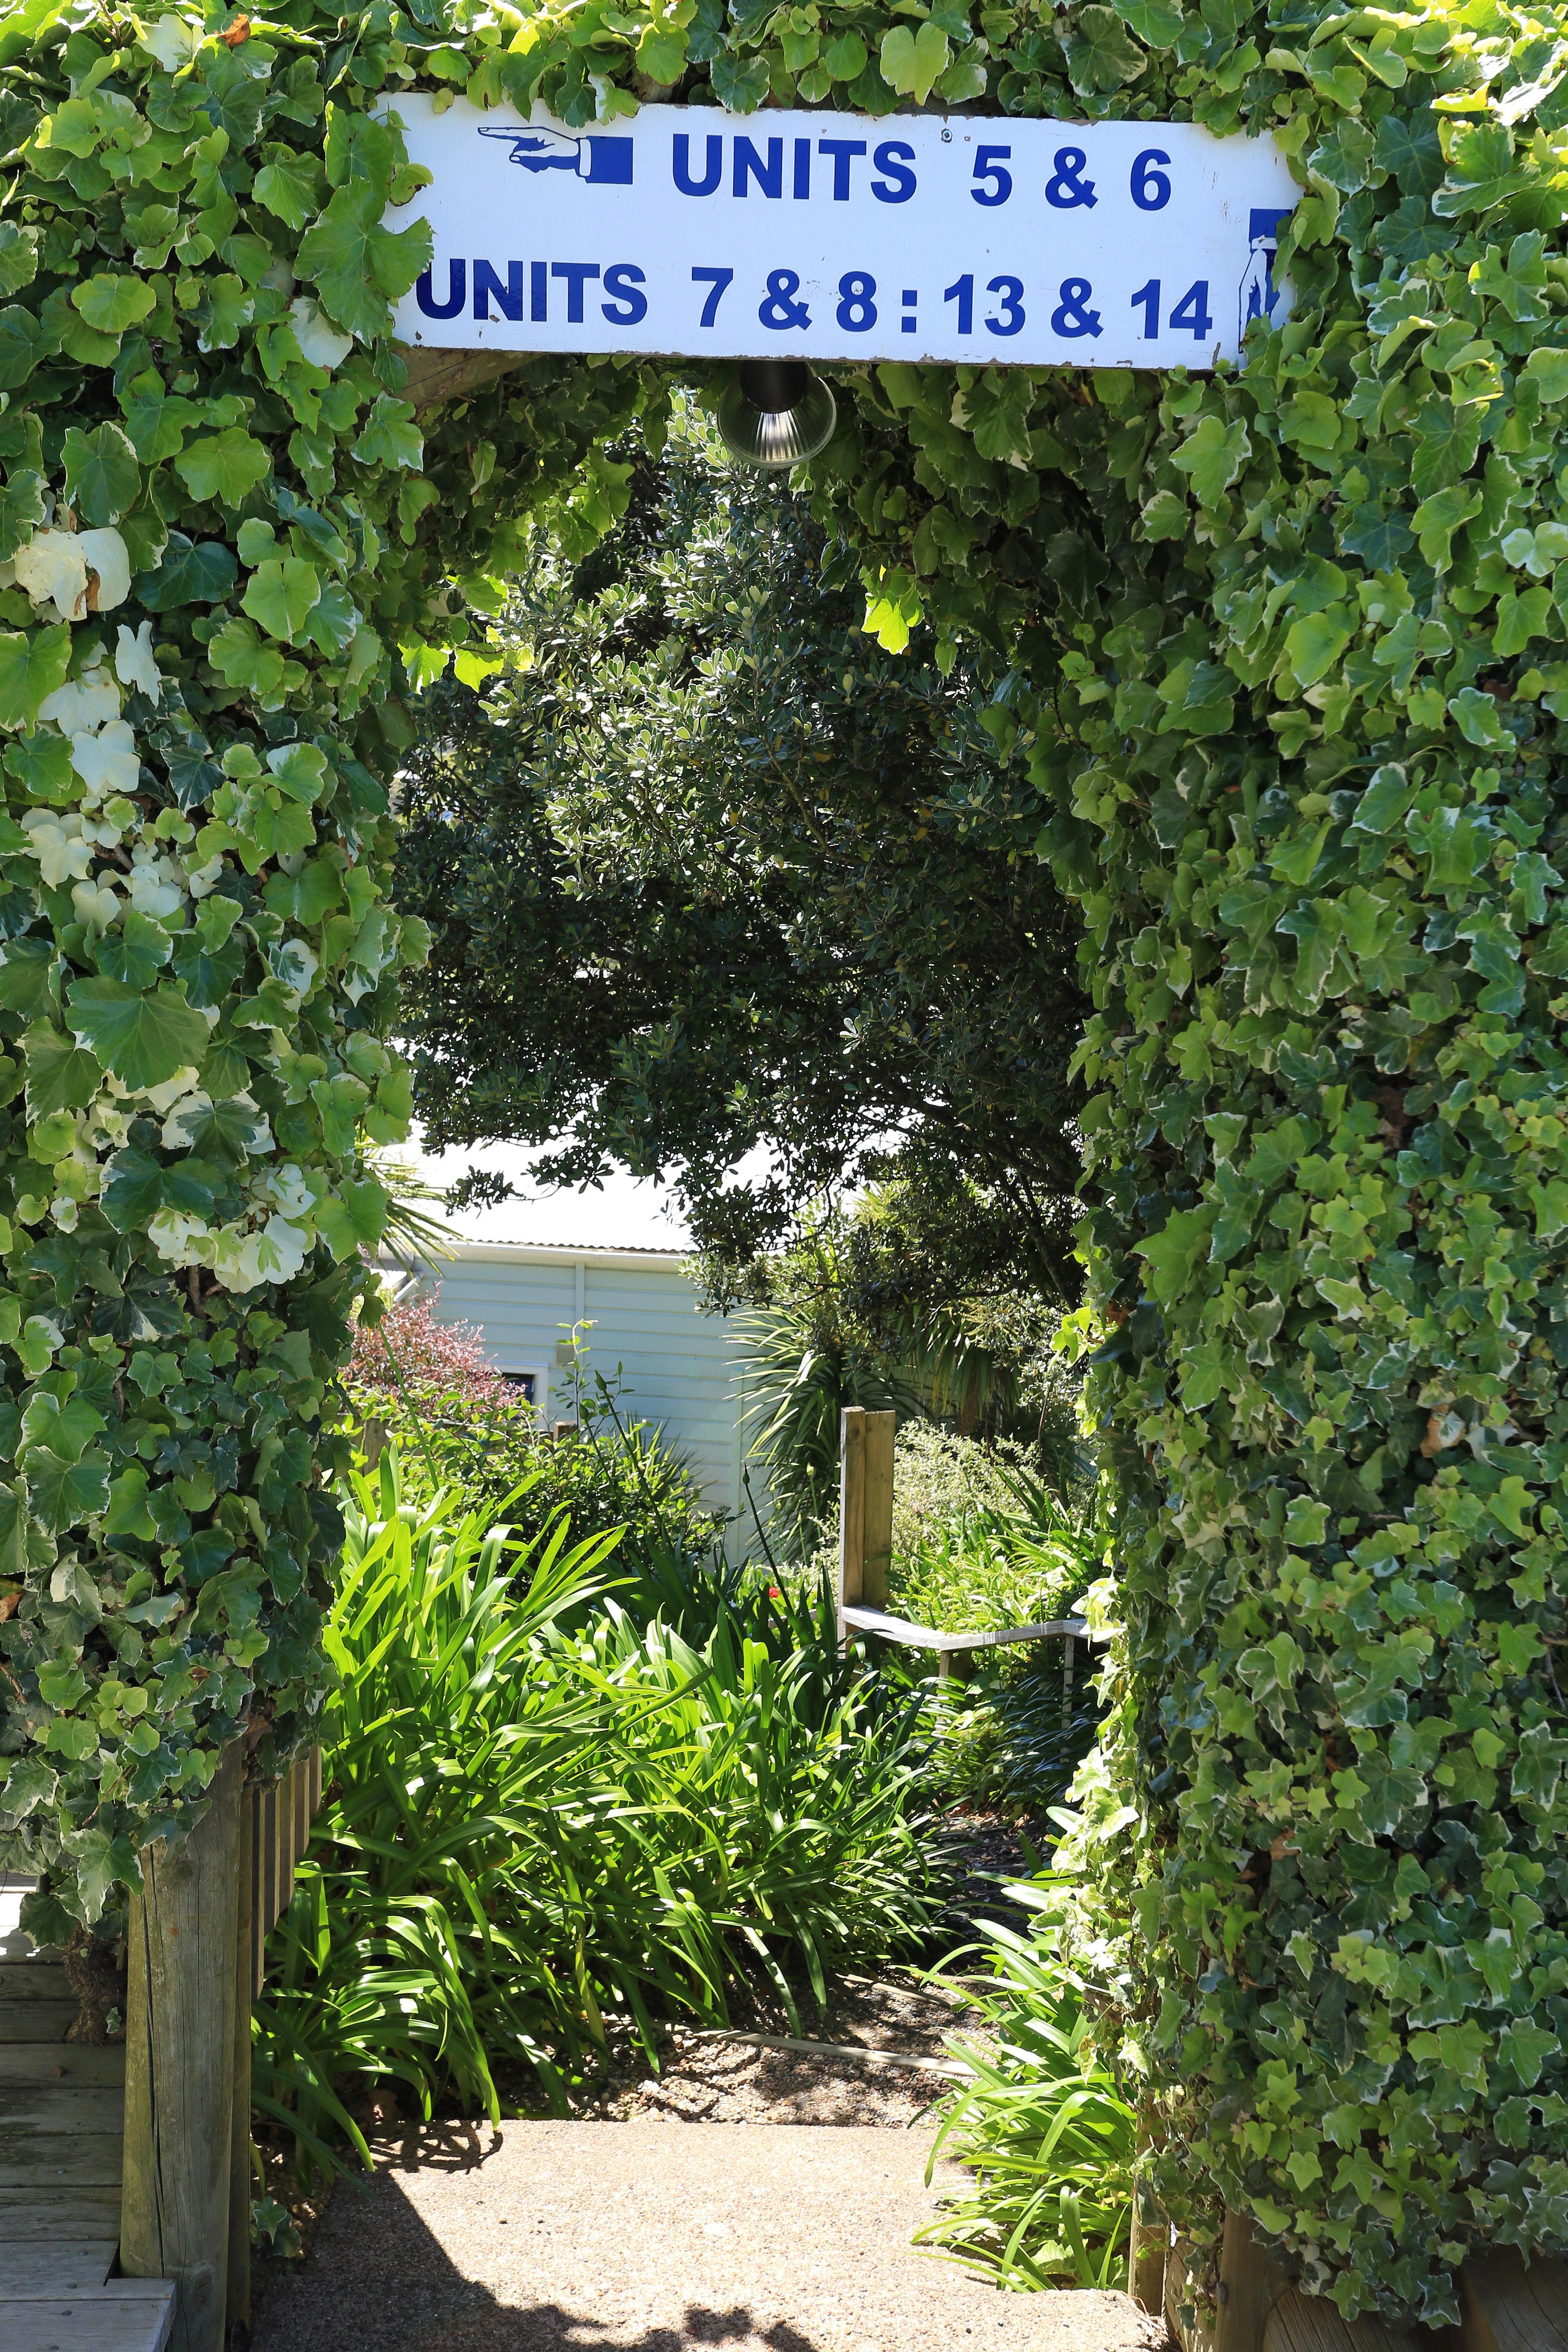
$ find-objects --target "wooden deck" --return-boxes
[0,1957,177,2352]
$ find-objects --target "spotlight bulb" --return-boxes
[717,358,837,469]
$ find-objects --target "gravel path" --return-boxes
[250,2119,1164,2352]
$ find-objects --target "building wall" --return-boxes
[420,1246,761,1552]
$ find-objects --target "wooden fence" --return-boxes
[120,1741,324,2352]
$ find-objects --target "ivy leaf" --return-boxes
[135,533,239,610]
[196,273,254,353]
[1136,1207,1216,1305]
[0,220,38,297]
[638,18,689,81]
[324,104,396,194]
[93,910,173,992]
[25,1445,110,1534]
[1109,0,1182,46]
[1410,398,1482,499]
[200,49,266,147]
[1173,415,1251,508]
[241,557,322,643]
[0,625,70,729]
[300,579,360,655]
[1339,503,1414,569]
[1525,348,1568,404]
[71,273,156,336]
[266,743,329,803]
[253,147,328,232]
[0,938,59,1019]
[61,422,141,528]
[953,370,1034,468]
[1062,4,1147,92]
[1309,117,1376,196]
[66,978,210,1091]
[263,858,343,925]
[1374,108,1444,197]
[206,617,286,697]
[0,303,55,391]
[824,31,867,77]
[296,183,434,341]
[21,1020,102,1118]
[174,428,270,508]
[880,20,951,101]
[99,1145,165,1232]
[356,396,423,472]
[707,52,772,110]
[1284,607,1353,688]
[316,1174,388,1259]
[0,466,44,563]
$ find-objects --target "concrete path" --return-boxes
[251,2120,1164,2352]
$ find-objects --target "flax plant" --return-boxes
[919,1881,1136,2292]
[254,1449,939,2183]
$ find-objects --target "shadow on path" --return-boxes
[251,2162,829,2352]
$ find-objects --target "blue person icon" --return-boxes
[1238,206,1291,347]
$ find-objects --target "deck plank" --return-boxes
[7,2288,176,2352]
[0,2000,76,2041]
[0,2127,124,2186]
[0,2082,127,2127]
[0,1961,70,1998]
[0,2241,118,2293]
[0,2195,123,2239]
[0,2043,125,2086]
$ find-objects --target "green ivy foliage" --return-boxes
[0,0,650,1934]
[780,2,1568,2334]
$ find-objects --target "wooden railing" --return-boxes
[836,1405,1107,1691]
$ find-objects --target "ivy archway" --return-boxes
[0,0,1564,2329]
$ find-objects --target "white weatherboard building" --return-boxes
[402,1239,763,1551]
[385,1137,773,1554]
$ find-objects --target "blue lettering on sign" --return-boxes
[473,259,523,321]
[478,125,634,184]
[667,132,917,203]
[872,142,916,203]
[602,263,648,324]
[416,261,466,319]
[674,133,723,197]
[818,138,866,201]
[734,136,783,199]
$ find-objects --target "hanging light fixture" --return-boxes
[717,358,837,469]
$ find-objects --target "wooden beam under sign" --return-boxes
[395,344,527,413]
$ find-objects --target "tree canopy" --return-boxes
[393,411,1086,1293]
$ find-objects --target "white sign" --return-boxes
[390,98,1296,372]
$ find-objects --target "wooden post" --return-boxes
[122,1740,242,2352]
[839,1405,866,1626]
[1213,2209,1285,2352]
[861,1409,894,1609]
[227,1783,254,2340]
[1128,2193,1168,2319]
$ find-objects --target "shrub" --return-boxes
[346,1286,509,1409]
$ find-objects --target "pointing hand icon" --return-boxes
[478,124,583,173]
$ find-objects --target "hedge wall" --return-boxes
[0,0,1563,2328]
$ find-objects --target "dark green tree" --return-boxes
[393,410,1086,1295]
